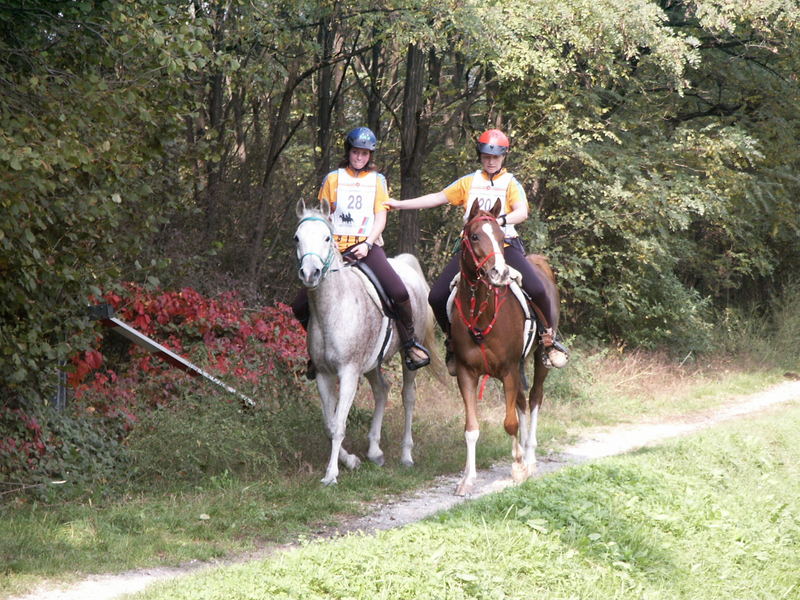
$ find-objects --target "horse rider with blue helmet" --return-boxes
[292,126,431,377]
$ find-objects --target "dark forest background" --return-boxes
[3,0,800,402]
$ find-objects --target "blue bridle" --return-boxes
[296,216,336,279]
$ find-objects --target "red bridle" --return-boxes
[455,213,510,398]
[455,215,510,341]
[461,215,503,278]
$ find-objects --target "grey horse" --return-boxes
[293,201,435,485]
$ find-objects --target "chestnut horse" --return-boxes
[450,199,559,495]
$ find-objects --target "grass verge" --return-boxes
[0,350,792,598]
[131,401,800,600]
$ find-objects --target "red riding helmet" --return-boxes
[476,129,510,156]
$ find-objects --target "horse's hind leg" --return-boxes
[398,366,418,467]
[519,352,548,477]
[364,368,389,467]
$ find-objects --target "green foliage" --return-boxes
[0,1,198,400]
[485,0,800,348]
[0,403,131,500]
[126,392,318,484]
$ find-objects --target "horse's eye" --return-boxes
[470,233,479,241]
[293,235,299,244]
[325,236,331,242]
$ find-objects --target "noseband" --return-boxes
[296,216,336,279]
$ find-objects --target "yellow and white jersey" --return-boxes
[442,168,526,238]
[318,167,389,251]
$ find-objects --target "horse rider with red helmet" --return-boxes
[386,128,569,370]
[292,126,431,377]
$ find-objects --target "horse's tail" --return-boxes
[394,253,448,383]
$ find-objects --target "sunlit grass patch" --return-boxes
[133,402,800,600]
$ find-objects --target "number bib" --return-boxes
[464,170,517,237]
[331,169,377,237]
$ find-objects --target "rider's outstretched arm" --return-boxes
[385,192,448,211]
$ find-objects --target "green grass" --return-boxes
[130,402,800,600]
[0,352,792,598]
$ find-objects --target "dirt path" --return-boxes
[10,379,800,600]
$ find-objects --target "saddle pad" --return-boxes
[351,267,384,311]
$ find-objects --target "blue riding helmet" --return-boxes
[345,127,378,152]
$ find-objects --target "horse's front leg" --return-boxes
[364,368,389,467]
[455,368,480,496]
[317,370,361,486]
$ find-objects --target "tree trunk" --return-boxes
[316,18,336,180]
[366,35,382,135]
[398,45,442,254]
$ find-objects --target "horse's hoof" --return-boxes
[455,480,474,496]
[511,462,528,483]
[344,455,362,471]
[400,456,414,468]
[321,475,338,486]
[368,452,385,467]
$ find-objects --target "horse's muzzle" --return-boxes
[299,264,323,288]
[486,263,511,287]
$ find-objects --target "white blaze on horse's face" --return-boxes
[481,222,510,286]
[295,218,333,289]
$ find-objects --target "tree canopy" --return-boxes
[2,0,799,400]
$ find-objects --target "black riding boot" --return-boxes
[394,298,431,370]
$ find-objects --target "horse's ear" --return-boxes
[318,200,331,218]
[467,199,481,221]
[296,199,306,218]
[490,198,502,218]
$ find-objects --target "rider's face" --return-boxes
[349,148,371,170]
[480,152,505,175]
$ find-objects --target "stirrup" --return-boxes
[403,340,430,371]
[542,337,569,369]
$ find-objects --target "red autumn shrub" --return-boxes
[70,283,307,420]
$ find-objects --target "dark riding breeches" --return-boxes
[427,237,557,334]
[291,244,410,329]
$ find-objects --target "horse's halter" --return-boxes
[296,216,336,280]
